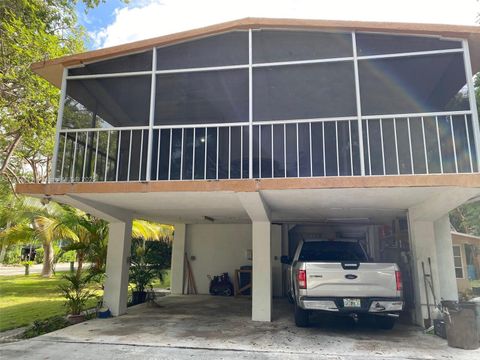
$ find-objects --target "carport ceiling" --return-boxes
[62,186,454,224]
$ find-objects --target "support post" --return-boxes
[104,218,132,316]
[271,224,282,298]
[252,221,272,321]
[170,223,186,295]
[434,215,458,301]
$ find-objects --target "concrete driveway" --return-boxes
[1,295,478,359]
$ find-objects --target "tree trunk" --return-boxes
[41,241,54,277]
[76,252,84,277]
[0,243,7,264]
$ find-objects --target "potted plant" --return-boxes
[58,272,97,324]
[129,247,158,305]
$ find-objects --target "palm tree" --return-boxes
[0,198,78,277]
[1,195,174,278]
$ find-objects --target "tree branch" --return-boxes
[0,133,22,174]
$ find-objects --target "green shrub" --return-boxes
[58,250,76,263]
[3,246,20,265]
[35,245,76,264]
[34,247,44,264]
[22,316,70,339]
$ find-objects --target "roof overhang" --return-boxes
[32,17,480,88]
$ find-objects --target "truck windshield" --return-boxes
[298,241,368,262]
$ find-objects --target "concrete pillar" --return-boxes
[434,215,458,301]
[252,221,272,321]
[281,224,290,296]
[104,219,132,316]
[170,223,186,295]
[271,224,282,298]
[408,216,439,326]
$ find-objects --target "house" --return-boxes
[17,18,480,326]
[452,231,480,294]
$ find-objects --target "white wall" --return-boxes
[186,224,252,294]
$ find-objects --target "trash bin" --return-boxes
[470,298,480,343]
[443,301,479,350]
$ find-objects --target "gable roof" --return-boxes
[32,17,480,88]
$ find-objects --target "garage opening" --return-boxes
[280,216,416,323]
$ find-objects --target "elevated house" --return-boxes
[18,18,480,325]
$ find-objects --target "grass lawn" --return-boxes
[0,269,170,332]
[150,270,170,289]
[0,272,101,332]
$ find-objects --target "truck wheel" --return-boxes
[294,305,309,327]
[376,316,396,330]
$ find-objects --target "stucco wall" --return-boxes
[186,224,253,294]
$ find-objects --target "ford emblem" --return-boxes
[345,274,358,280]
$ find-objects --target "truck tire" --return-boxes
[294,305,310,327]
[376,316,396,330]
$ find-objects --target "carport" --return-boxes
[5,294,477,360]
[20,178,480,327]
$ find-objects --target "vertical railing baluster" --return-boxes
[104,130,111,181]
[228,126,231,179]
[349,120,353,176]
[139,129,144,181]
[322,122,326,176]
[180,128,184,180]
[94,131,100,182]
[116,131,121,182]
[335,121,339,176]
[168,129,172,181]
[82,131,89,182]
[421,117,429,174]
[204,127,208,180]
[450,116,458,173]
[366,120,371,175]
[380,119,385,175]
[283,123,287,178]
[435,116,444,173]
[407,118,414,174]
[192,128,196,180]
[393,118,400,175]
[216,127,219,180]
[465,115,474,172]
[156,129,161,181]
[60,132,67,181]
[240,126,243,178]
[127,130,132,181]
[296,123,300,177]
[71,132,78,181]
[271,124,274,178]
[309,122,313,177]
[259,125,262,178]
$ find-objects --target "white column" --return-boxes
[104,218,132,316]
[252,221,272,321]
[271,224,282,298]
[170,223,186,295]
[434,215,459,301]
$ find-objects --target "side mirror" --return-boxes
[281,255,292,265]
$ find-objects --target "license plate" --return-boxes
[343,298,361,308]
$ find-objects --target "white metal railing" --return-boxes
[252,118,360,178]
[53,112,478,183]
[55,127,149,182]
[362,112,477,176]
[151,123,249,181]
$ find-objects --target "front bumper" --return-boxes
[299,296,403,314]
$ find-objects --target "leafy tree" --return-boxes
[450,201,480,237]
[0,0,86,186]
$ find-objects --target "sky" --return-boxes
[76,0,480,50]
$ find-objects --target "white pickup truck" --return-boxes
[282,239,403,329]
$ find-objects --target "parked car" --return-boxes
[282,239,403,329]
